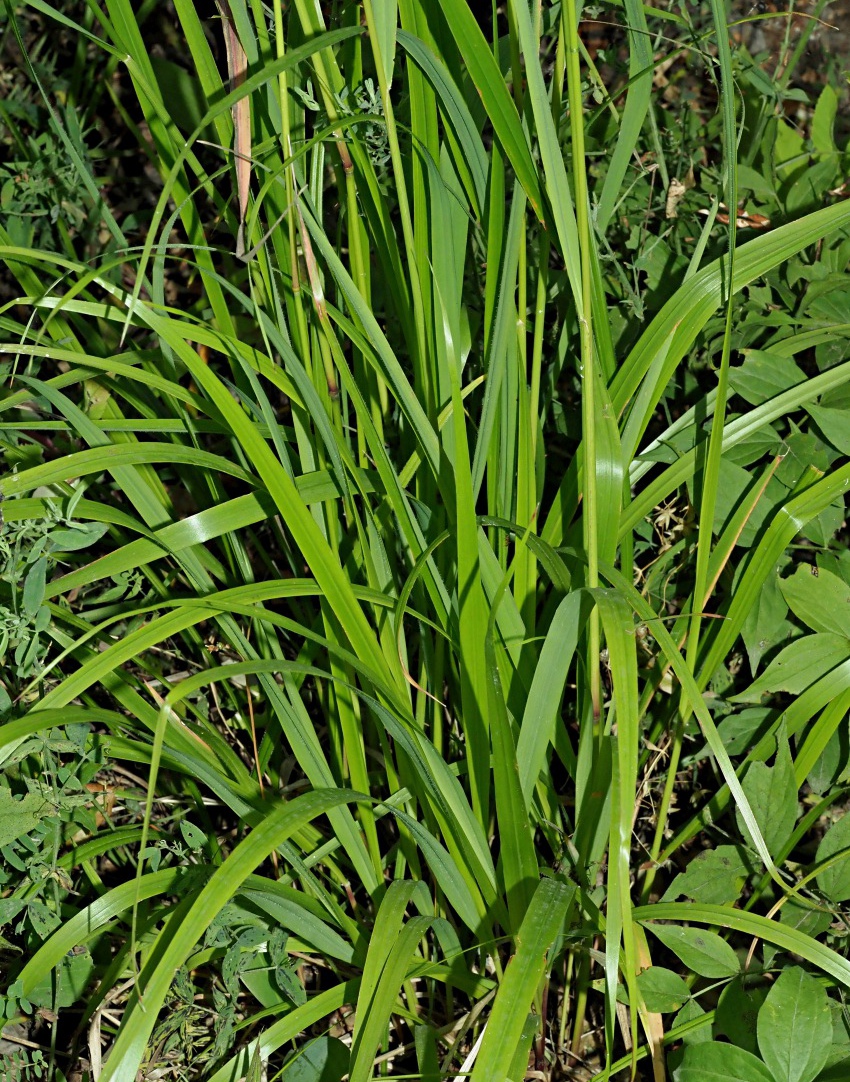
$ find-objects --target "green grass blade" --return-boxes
[517,590,591,804]
[98,790,362,1082]
[349,915,434,1082]
[432,0,544,222]
[469,878,575,1082]
[636,904,850,988]
[594,0,653,233]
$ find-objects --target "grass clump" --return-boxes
[2,1,850,1079]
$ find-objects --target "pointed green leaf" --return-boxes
[780,565,850,637]
[741,569,789,675]
[715,976,768,1053]
[636,903,850,990]
[730,352,807,405]
[646,924,739,979]
[22,557,48,617]
[636,967,690,1013]
[661,846,751,906]
[0,789,53,850]
[812,84,838,157]
[735,728,798,860]
[816,812,850,902]
[673,1042,775,1082]
[807,403,850,455]
[757,966,831,1082]
[732,634,850,702]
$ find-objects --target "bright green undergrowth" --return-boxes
[2,1,850,1080]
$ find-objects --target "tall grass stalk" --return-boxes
[2,1,850,1079]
